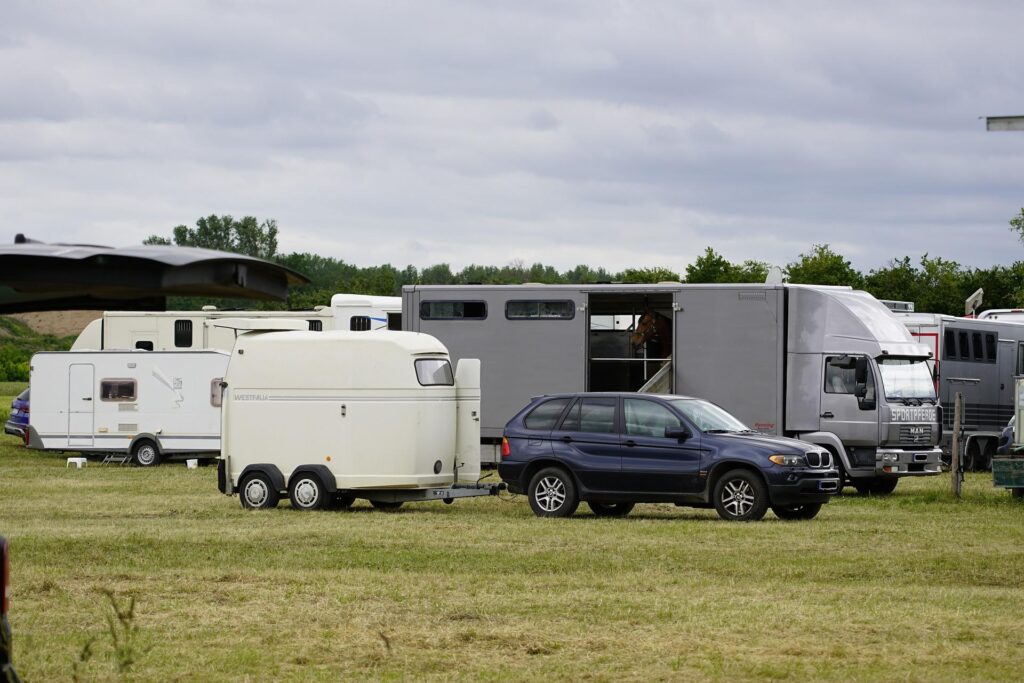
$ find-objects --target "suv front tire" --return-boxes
[712,469,769,521]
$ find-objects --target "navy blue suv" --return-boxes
[499,393,839,521]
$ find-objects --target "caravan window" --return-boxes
[101,379,137,402]
[308,320,323,331]
[419,301,487,320]
[505,300,575,320]
[350,316,372,331]
[210,378,224,407]
[414,358,454,386]
[387,312,402,330]
[134,341,154,351]
[174,320,193,348]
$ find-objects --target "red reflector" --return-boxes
[501,437,511,458]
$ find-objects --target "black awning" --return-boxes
[0,235,310,313]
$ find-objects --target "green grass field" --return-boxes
[2,426,1023,682]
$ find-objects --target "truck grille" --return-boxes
[898,425,932,446]
[804,451,832,468]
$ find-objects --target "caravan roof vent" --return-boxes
[201,305,218,311]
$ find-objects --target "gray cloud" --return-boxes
[1,0,1023,276]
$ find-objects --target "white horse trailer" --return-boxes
[218,330,499,510]
[27,350,230,465]
[330,293,402,331]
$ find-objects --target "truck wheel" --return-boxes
[370,500,403,511]
[240,472,280,509]
[771,503,822,520]
[1011,488,1024,500]
[853,478,898,496]
[527,467,579,518]
[587,501,635,517]
[131,440,161,467]
[288,474,329,511]
[712,469,768,521]
[964,441,980,472]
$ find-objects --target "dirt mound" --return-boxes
[9,311,102,338]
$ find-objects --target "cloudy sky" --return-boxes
[2,1,1023,274]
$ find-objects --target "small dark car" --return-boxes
[3,390,28,440]
[996,416,1015,456]
[499,393,839,521]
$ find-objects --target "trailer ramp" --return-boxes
[638,359,672,394]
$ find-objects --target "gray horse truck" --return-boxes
[402,283,942,494]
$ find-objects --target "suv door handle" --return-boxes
[820,411,834,418]
[561,435,573,443]
[624,440,636,447]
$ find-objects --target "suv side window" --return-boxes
[624,398,681,437]
[559,397,617,433]
[524,398,571,430]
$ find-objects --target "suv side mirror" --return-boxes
[665,426,692,441]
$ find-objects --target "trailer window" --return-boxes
[419,301,487,320]
[210,378,224,407]
[101,379,137,402]
[972,333,984,361]
[958,331,969,360]
[505,300,575,320]
[985,333,997,363]
[174,320,193,348]
[308,320,323,331]
[943,329,956,360]
[824,358,855,394]
[524,398,572,430]
[414,358,454,386]
[134,341,154,351]
[350,316,372,331]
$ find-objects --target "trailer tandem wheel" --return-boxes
[240,472,280,510]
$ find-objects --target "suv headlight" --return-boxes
[768,454,807,467]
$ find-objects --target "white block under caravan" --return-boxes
[217,330,501,510]
[27,350,230,466]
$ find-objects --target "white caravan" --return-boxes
[27,350,229,465]
[217,330,498,510]
[70,294,402,351]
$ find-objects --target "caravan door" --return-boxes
[67,363,95,447]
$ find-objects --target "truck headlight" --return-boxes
[769,454,806,467]
[882,453,899,463]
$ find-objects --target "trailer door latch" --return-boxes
[340,404,347,417]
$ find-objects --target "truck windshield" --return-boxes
[877,358,935,401]
[668,399,750,433]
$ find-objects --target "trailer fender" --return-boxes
[794,432,851,471]
[128,434,161,455]
[239,464,286,494]
[288,465,337,494]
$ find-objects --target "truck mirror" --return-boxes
[854,357,868,384]
[854,382,867,398]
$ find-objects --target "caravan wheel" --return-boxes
[240,473,280,510]
[288,475,329,511]
[132,440,161,467]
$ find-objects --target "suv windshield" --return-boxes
[877,358,936,401]
[668,399,750,433]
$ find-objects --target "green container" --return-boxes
[992,456,1024,488]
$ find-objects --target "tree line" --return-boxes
[146,213,1024,316]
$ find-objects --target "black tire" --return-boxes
[131,439,161,467]
[1011,488,1024,500]
[527,467,579,518]
[833,456,847,493]
[771,503,822,520]
[370,500,403,511]
[712,469,769,521]
[288,473,329,511]
[334,494,357,510]
[964,441,980,472]
[239,472,280,510]
[852,477,899,496]
[587,501,635,517]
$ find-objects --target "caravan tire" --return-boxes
[370,500,403,511]
[240,472,280,510]
[132,440,161,467]
[288,475,329,511]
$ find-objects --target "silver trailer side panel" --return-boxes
[403,287,588,439]
[672,286,785,434]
